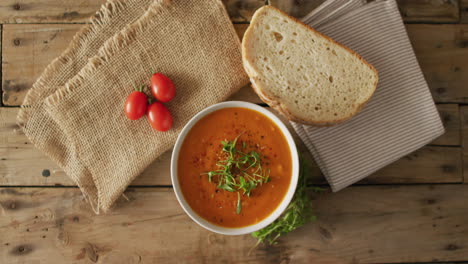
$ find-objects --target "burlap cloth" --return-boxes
[17,0,249,213]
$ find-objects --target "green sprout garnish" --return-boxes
[251,156,325,245]
[203,134,270,214]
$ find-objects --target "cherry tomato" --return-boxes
[124,90,147,120]
[150,73,176,102]
[147,102,173,131]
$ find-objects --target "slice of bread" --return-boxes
[242,6,379,126]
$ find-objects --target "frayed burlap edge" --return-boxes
[17,0,130,126]
[44,0,172,106]
[41,0,172,213]
[16,0,140,214]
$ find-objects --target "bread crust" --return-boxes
[241,5,379,127]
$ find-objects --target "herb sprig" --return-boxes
[203,134,270,214]
[251,156,324,245]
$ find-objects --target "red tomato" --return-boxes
[124,91,147,120]
[147,102,173,131]
[150,73,176,102]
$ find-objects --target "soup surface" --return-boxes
[178,107,292,227]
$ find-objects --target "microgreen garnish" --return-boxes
[236,192,242,215]
[251,156,325,245]
[203,134,270,214]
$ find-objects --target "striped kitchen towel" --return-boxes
[292,0,445,191]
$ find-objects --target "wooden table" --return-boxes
[1,0,467,263]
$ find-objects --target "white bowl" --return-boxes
[171,101,299,235]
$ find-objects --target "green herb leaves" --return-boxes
[251,156,324,245]
[203,134,270,214]
[236,192,242,215]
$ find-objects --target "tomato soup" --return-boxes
[178,107,292,228]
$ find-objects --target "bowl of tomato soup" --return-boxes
[171,101,299,235]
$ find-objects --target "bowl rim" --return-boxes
[170,101,299,235]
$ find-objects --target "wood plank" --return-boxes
[461,0,468,23]
[407,24,468,103]
[397,0,459,23]
[2,24,253,106]
[223,0,266,23]
[2,24,82,106]
[268,0,325,19]
[1,185,468,263]
[5,24,468,106]
[0,108,72,186]
[461,106,468,183]
[0,107,320,186]
[0,0,460,24]
[431,104,460,146]
[1,107,461,186]
[10,106,300,186]
[269,0,460,23]
[0,0,105,23]
[0,0,264,24]
[361,146,462,184]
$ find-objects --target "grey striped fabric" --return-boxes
[292,0,445,191]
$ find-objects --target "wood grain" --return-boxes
[0,107,320,186]
[5,23,468,105]
[407,24,468,103]
[223,0,266,22]
[2,24,81,106]
[462,0,468,23]
[0,0,461,24]
[431,104,460,146]
[361,146,462,184]
[1,107,461,186]
[0,0,265,24]
[397,0,459,23]
[0,0,106,23]
[1,185,468,263]
[268,0,325,19]
[269,0,460,23]
[461,106,468,183]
